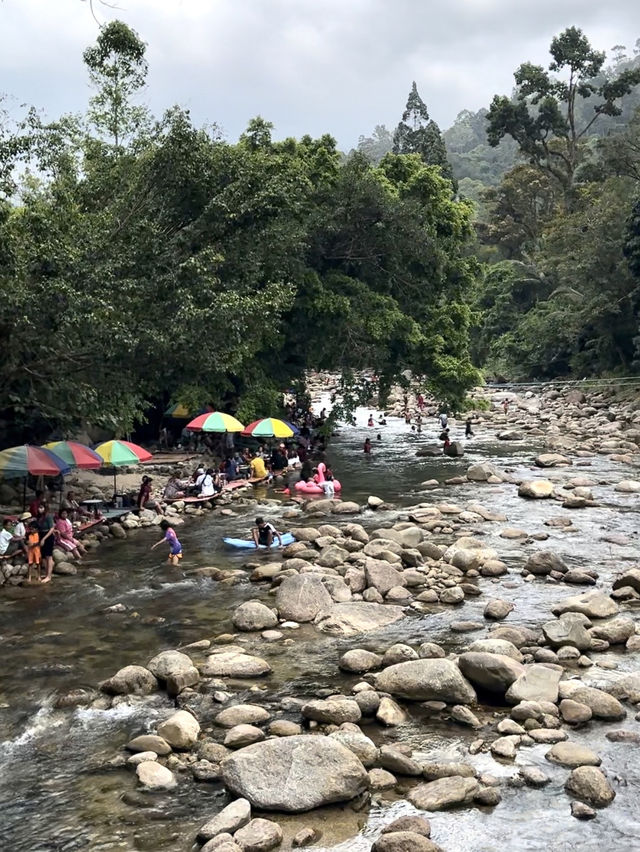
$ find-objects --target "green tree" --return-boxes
[356,124,394,164]
[83,19,149,147]
[487,27,640,200]
[393,82,454,185]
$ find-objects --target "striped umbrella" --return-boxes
[0,445,71,478]
[43,441,103,470]
[242,418,295,438]
[187,412,245,432]
[94,440,153,495]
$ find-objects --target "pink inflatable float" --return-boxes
[294,462,342,495]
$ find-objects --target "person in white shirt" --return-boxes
[196,468,216,498]
[0,518,21,557]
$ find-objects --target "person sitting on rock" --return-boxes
[442,428,451,450]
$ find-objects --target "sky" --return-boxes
[1,0,640,148]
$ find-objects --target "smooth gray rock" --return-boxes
[457,652,524,694]
[275,574,333,622]
[375,659,477,704]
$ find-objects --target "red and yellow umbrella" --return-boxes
[0,444,71,478]
[242,418,295,438]
[43,441,103,470]
[94,440,152,494]
[187,412,245,432]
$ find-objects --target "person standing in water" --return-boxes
[439,411,448,429]
[465,417,474,438]
[364,437,372,455]
[367,414,374,427]
[151,519,183,565]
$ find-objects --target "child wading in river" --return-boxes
[27,520,41,583]
[151,519,183,565]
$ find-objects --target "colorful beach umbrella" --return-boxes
[0,444,71,479]
[242,418,295,439]
[187,412,245,433]
[164,403,193,419]
[43,441,103,470]
[94,440,152,466]
[94,440,153,496]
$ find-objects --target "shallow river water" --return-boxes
[1,410,639,852]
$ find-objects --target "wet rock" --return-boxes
[302,697,361,725]
[614,480,640,493]
[546,742,601,767]
[525,551,568,576]
[136,761,176,790]
[331,501,361,515]
[535,453,571,468]
[375,659,477,704]
[127,735,172,755]
[376,697,407,726]
[156,710,200,750]
[450,705,481,728]
[490,735,519,759]
[568,687,626,721]
[528,729,567,744]
[408,776,479,810]
[551,591,618,619]
[329,730,378,766]
[339,649,383,673]
[382,644,418,667]
[224,724,265,748]
[201,835,242,852]
[234,818,283,852]
[365,560,405,595]
[543,618,592,650]
[559,699,592,724]
[100,665,158,696]
[268,720,303,737]
[469,639,523,661]
[214,705,271,728]
[200,652,271,678]
[605,730,640,743]
[291,827,320,848]
[451,620,484,633]
[372,833,441,852]
[457,652,524,694]
[519,766,550,787]
[590,616,635,645]
[474,787,501,806]
[571,801,596,820]
[198,798,252,842]
[484,599,514,620]
[440,586,465,604]
[368,768,397,790]
[378,744,423,776]
[315,602,405,637]
[565,766,615,807]
[612,568,640,594]
[221,735,368,812]
[497,719,525,735]
[480,560,509,577]
[422,762,476,780]
[275,574,333,622]
[381,816,431,837]
[127,751,157,766]
[418,642,446,659]
[518,481,554,499]
[232,601,278,632]
[192,759,221,782]
[505,664,562,705]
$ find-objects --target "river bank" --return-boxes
[1,382,639,851]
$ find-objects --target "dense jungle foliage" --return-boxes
[2,21,640,442]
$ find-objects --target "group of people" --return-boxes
[1,492,87,584]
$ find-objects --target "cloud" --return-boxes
[1,0,639,147]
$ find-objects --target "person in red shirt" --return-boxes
[29,490,45,518]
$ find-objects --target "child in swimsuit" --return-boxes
[27,521,41,583]
[151,519,183,565]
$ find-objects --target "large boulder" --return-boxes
[200,652,271,678]
[221,735,368,812]
[315,602,405,637]
[568,686,626,721]
[301,697,361,725]
[365,560,406,595]
[100,665,158,696]
[468,639,523,661]
[518,481,554,499]
[535,453,571,468]
[457,653,524,694]
[339,649,383,673]
[157,710,200,750]
[375,659,477,705]
[408,776,479,810]
[232,601,278,632]
[466,463,496,482]
[275,574,333,622]
[505,664,562,705]
[214,704,271,728]
[444,442,464,457]
[551,591,618,619]
[147,650,196,682]
[329,730,378,767]
[590,616,635,645]
[565,767,615,807]
[525,551,568,576]
[136,761,176,790]
[542,618,592,650]
[612,568,640,594]
[546,742,601,768]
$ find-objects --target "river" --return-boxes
[1,409,639,851]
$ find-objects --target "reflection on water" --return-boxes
[1,410,639,850]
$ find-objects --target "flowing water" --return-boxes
[1,410,640,851]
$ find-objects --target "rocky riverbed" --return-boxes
[1,382,640,851]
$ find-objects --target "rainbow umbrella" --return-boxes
[187,412,245,432]
[43,441,103,470]
[94,440,153,495]
[0,445,71,478]
[242,418,295,439]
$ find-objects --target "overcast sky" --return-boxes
[1,0,639,147]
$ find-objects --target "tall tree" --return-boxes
[393,82,454,185]
[487,27,640,201]
[356,125,394,164]
[83,19,148,147]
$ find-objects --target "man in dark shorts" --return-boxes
[252,517,283,548]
